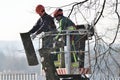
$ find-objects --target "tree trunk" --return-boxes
[39,48,60,80]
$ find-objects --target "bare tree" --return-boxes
[47,0,120,79]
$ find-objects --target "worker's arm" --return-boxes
[36,16,56,35]
[35,20,49,35]
[28,18,42,35]
[54,19,63,40]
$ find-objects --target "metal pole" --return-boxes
[64,31,71,74]
[87,30,91,74]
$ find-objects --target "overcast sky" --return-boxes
[0,0,80,40]
[0,0,118,41]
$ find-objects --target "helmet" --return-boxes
[53,8,63,17]
[36,5,45,14]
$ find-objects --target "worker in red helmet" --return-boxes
[28,4,56,48]
[53,8,76,42]
[54,8,87,68]
[53,8,76,39]
[53,8,78,67]
[35,5,45,16]
[28,5,59,80]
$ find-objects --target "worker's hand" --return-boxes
[53,41,56,48]
[53,37,57,48]
[30,33,36,40]
[53,37,58,42]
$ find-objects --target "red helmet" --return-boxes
[53,8,63,17]
[36,5,45,14]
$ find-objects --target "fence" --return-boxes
[0,72,37,80]
[103,77,120,80]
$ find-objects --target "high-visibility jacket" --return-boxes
[58,16,75,30]
[55,16,76,39]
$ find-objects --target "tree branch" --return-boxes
[68,0,89,18]
[94,0,106,25]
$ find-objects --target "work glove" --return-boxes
[53,37,58,48]
[53,37,57,42]
[30,33,36,40]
